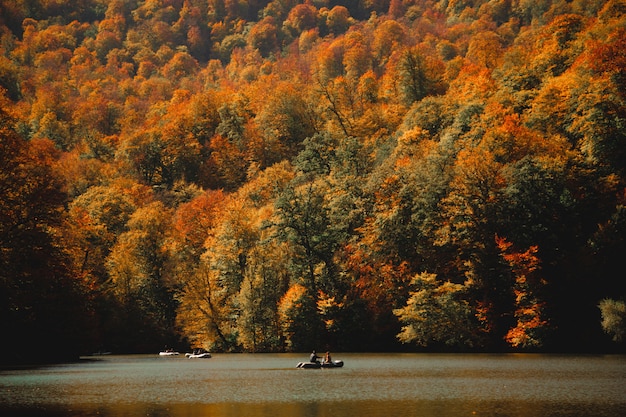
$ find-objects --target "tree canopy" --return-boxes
[1,0,625,361]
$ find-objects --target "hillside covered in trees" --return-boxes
[1,0,626,363]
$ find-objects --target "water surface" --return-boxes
[1,353,625,416]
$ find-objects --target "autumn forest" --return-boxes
[1,0,625,363]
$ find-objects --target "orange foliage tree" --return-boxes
[497,237,550,349]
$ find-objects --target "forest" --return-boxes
[1,0,625,363]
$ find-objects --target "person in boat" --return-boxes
[324,351,332,364]
[310,350,320,363]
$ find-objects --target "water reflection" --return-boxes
[4,399,625,417]
[1,353,625,417]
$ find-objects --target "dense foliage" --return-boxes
[1,0,625,361]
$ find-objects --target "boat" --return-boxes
[185,348,211,358]
[297,360,344,368]
[185,352,211,359]
[159,350,180,356]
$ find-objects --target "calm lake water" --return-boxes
[1,353,625,417]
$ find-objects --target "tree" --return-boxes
[67,184,135,283]
[176,164,294,352]
[466,31,503,70]
[168,189,225,332]
[179,194,259,351]
[278,283,319,351]
[247,16,279,57]
[0,48,20,101]
[326,6,352,36]
[394,273,477,349]
[371,18,406,68]
[176,261,239,352]
[283,3,318,38]
[599,299,626,344]
[275,178,338,292]
[117,105,202,188]
[237,240,290,352]
[530,13,585,77]
[342,31,371,83]
[253,79,320,160]
[274,175,343,346]
[497,237,550,349]
[93,15,125,62]
[106,201,178,351]
[1,98,92,363]
[162,50,199,79]
[438,147,515,346]
[171,189,225,258]
[571,57,626,175]
[343,247,413,350]
[396,47,446,105]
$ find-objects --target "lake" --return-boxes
[1,353,625,417]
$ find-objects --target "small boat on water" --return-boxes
[185,352,211,359]
[297,360,344,369]
[185,348,211,358]
[159,350,180,356]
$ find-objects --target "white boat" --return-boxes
[185,352,212,359]
[159,351,180,356]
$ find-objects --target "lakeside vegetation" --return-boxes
[1,0,625,363]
